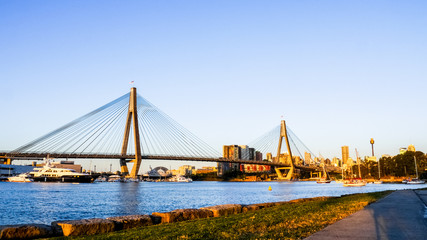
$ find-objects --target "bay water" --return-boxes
[0,181,425,225]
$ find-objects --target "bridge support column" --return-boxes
[275,166,295,180]
[120,158,129,174]
[120,87,142,178]
[310,171,322,179]
[275,120,296,180]
[0,157,13,165]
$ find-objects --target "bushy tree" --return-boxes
[368,151,427,178]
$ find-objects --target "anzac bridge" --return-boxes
[1,88,324,179]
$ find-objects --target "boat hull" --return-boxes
[316,180,331,184]
[343,179,367,187]
[343,182,367,187]
[8,178,33,182]
[33,176,93,183]
[406,180,425,184]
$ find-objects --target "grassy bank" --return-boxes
[53,191,391,240]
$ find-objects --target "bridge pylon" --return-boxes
[120,87,142,178]
[275,120,297,180]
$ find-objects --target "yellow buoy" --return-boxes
[268,186,272,191]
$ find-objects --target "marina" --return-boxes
[0,181,425,226]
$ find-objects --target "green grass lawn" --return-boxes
[52,191,391,240]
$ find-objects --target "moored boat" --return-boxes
[170,175,192,182]
[404,156,425,184]
[343,179,367,187]
[29,161,94,183]
[317,165,331,184]
[406,179,425,184]
[343,149,366,187]
[316,179,331,184]
[107,175,123,182]
[7,173,33,182]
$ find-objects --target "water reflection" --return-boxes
[116,183,140,215]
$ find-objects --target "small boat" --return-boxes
[170,175,192,182]
[343,149,366,187]
[107,175,123,182]
[373,180,383,184]
[123,178,139,183]
[317,165,331,184]
[94,176,108,182]
[317,179,331,184]
[406,179,425,184]
[7,173,33,182]
[405,156,425,184]
[343,179,367,187]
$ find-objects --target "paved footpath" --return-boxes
[306,189,427,240]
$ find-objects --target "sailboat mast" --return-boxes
[355,148,361,178]
[414,156,419,179]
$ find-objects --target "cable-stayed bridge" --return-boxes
[0,88,322,178]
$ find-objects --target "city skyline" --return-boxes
[1,1,427,172]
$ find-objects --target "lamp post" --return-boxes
[370,138,375,156]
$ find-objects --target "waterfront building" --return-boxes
[277,153,291,165]
[332,157,341,167]
[408,144,415,152]
[144,166,170,178]
[243,164,271,173]
[218,145,241,176]
[304,152,312,165]
[239,145,255,160]
[266,153,273,162]
[194,166,217,174]
[342,146,349,166]
[255,151,262,161]
[242,150,270,173]
[295,156,303,165]
[399,147,407,154]
[50,161,82,173]
[313,157,320,164]
[178,165,195,176]
[166,169,180,176]
[218,145,267,176]
[347,157,354,165]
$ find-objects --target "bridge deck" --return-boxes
[0,152,319,171]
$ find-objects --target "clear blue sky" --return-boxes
[1,0,427,172]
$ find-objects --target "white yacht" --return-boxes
[29,161,93,183]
